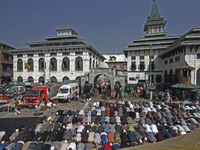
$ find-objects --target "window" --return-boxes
[17,59,23,71]
[140,56,144,60]
[28,53,33,57]
[131,56,136,60]
[149,61,155,71]
[165,60,168,64]
[169,58,173,63]
[62,57,70,71]
[50,58,57,71]
[197,54,200,59]
[129,77,136,81]
[50,52,57,56]
[3,65,7,72]
[175,56,180,62]
[17,54,23,58]
[38,53,45,57]
[89,58,92,69]
[39,58,45,71]
[149,55,154,59]
[131,62,136,71]
[28,58,34,71]
[3,53,9,60]
[62,52,70,56]
[139,62,145,71]
[75,57,83,71]
[75,51,83,55]
[93,60,95,68]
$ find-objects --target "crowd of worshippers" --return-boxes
[0,100,200,150]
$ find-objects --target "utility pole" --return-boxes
[149,43,152,87]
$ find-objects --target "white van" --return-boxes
[54,83,79,102]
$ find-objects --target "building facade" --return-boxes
[0,43,14,85]
[160,28,200,86]
[123,0,180,86]
[10,26,105,84]
[103,53,127,73]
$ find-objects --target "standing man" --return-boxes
[150,90,153,101]
[14,98,20,115]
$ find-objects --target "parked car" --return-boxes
[5,86,26,98]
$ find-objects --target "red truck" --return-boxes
[23,85,60,107]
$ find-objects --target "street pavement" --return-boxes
[0,94,149,118]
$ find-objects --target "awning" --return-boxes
[176,64,195,70]
[2,73,13,77]
[171,83,200,89]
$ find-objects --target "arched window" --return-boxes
[75,57,83,71]
[50,58,57,71]
[89,58,91,69]
[28,76,34,83]
[17,76,23,82]
[63,76,69,83]
[39,58,45,71]
[62,57,70,71]
[50,76,57,83]
[93,60,95,68]
[28,58,34,71]
[39,76,44,84]
[17,59,23,72]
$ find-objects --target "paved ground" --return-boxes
[0,93,192,119]
[0,94,150,118]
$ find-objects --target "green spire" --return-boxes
[150,0,161,19]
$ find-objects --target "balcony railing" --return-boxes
[178,77,191,84]
[62,68,70,71]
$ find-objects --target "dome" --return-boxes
[117,71,124,76]
[98,62,109,68]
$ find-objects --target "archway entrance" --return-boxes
[94,74,111,95]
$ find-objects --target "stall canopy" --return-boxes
[2,72,13,77]
[122,128,200,150]
[171,83,200,89]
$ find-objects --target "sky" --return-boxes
[0,0,200,54]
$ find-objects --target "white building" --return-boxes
[10,26,105,84]
[160,28,200,86]
[123,0,180,86]
[103,53,127,73]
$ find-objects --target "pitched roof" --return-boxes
[150,0,161,19]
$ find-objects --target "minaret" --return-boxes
[144,0,167,34]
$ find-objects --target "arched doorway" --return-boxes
[28,76,34,83]
[39,76,45,84]
[50,76,57,83]
[17,76,23,82]
[94,74,111,94]
[196,68,200,86]
[63,76,70,83]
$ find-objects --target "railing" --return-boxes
[178,77,191,84]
